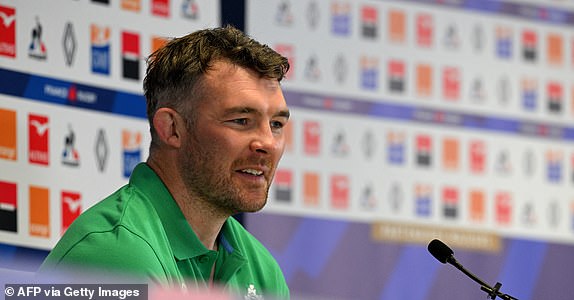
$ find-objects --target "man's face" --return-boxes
[177,61,289,215]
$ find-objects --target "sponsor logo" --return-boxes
[330,174,349,209]
[0,109,17,161]
[360,183,376,210]
[415,134,432,167]
[306,0,319,30]
[522,149,536,177]
[471,24,484,52]
[469,76,486,103]
[360,56,378,90]
[361,130,375,159]
[304,54,321,82]
[95,129,109,172]
[0,5,16,57]
[416,64,432,97]
[331,130,349,157]
[151,0,169,17]
[442,67,460,101]
[182,0,199,19]
[274,169,292,202]
[547,200,560,228]
[151,36,168,53]
[0,181,17,232]
[495,191,512,225]
[416,13,433,48]
[521,78,538,111]
[522,29,537,62]
[546,149,563,183]
[122,31,140,80]
[496,26,512,59]
[469,189,485,222]
[28,17,47,60]
[495,149,512,176]
[121,0,141,12]
[521,200,537,227]
[275,0,293,26]
[547,81,562,114]
[333,54,348,84]
[62,22,77,66]
[388,60,405,93]
[442,186,458,219]
[331,2,351,36]
[469,140,486,174]
[387,131,405,165]
[415,183,432,217]
[497,76,511,106]
[303,172,320,206]
[443,23,460,50]
[62,124,80,167]
[91,24,111,75]
[274,44,294,80]
[547,33,563,66]
[61,190,81,235]
[29,186,50,238]
[388,183,403,213]
[388,9,405,43]
[122,130,142,178]
[361,5,377,39]
[28,114,49,166]
[442,138,459,171]
[303,121,320,156]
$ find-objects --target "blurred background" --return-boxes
[1,0,574,299]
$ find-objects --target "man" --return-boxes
[39,26,290,299]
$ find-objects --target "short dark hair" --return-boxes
[143,25,290,150]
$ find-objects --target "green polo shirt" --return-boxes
[39,163,289,299]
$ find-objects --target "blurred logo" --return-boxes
[274,169,292,202]
[495,149,512,176]
[151,0,170,18]
[497,76,511,106]
[547,81,562,114]
[303,172,320,207]
[360,56,378,90]
[388,9,405,43]
[388,60,405,93]
[304,54,321,82]
[469,140,486,174]
[333,54,348,84]
[275,0,294,26]
[0,181,17,232]
[29,186,50,238]
[387,131,405,165]
[442,23,459,50]
[522,148,536,177]
[471,24,484,52]
[28,114,50,166]
[331,130,349,157]
[95,129,109,172]
[416,64,432,97]
[521,200,537,227]
[415,134,432,168]
[546,149,563,183]
[469,76,486,103]
[303,121,321,156]
[151,35,168,53]
[361,130,375,159]
[122,130,142,178]
[360,5,377,39]
[0,5,16,57]
[415,183,432,217]
[521,77,538,111]
[28,17,47,60]
[331,174,349,209]
[182,0,199,19]
[359,183,376,210]
[495,191,512,225]
[274,44,294,80]
[522,29,537,62]
[61,191,81,235]
[496,26,512,59]
[306,0,319,29]
[442,186,458,219]
[122,31,140,80]
[62,22,77,66]
[331,2,350,36]
[416,13,433,48]
[547,200,560,228]
[442,138,459,171]
[91,24,111,75]
[469,189,485,222]
[442,67,460,101]
[547,33,563,66]
[0,109,17,161]
[121,0,141,12]
[62,124,80,167]
[388,183,403,213]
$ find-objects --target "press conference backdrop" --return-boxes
[244,0,574,299]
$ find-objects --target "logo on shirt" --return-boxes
[62,190,81,235]
[0,5,16,58]
[91,24,111,75]
[0,181,17,232]
[29,185,50,238]
[29,113,50,166]
[0,108,17,161]
[244,284,263,300]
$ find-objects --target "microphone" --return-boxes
[427,239,518,300]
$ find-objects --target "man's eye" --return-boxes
[232,118,248,125]
[271,120,284,129]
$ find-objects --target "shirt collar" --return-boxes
[129,163,211,260]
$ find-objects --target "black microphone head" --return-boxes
[428,239,454,264]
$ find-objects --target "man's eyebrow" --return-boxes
[223,107,290,119]
[276,109,290,119]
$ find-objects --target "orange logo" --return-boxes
[29,186,50,238]
[0,108,16,161]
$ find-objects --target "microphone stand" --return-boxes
[447,257,518,300]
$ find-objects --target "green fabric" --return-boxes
[39,163,289,299]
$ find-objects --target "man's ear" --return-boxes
[152,108,184,148]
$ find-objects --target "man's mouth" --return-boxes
[240,168,264,176]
